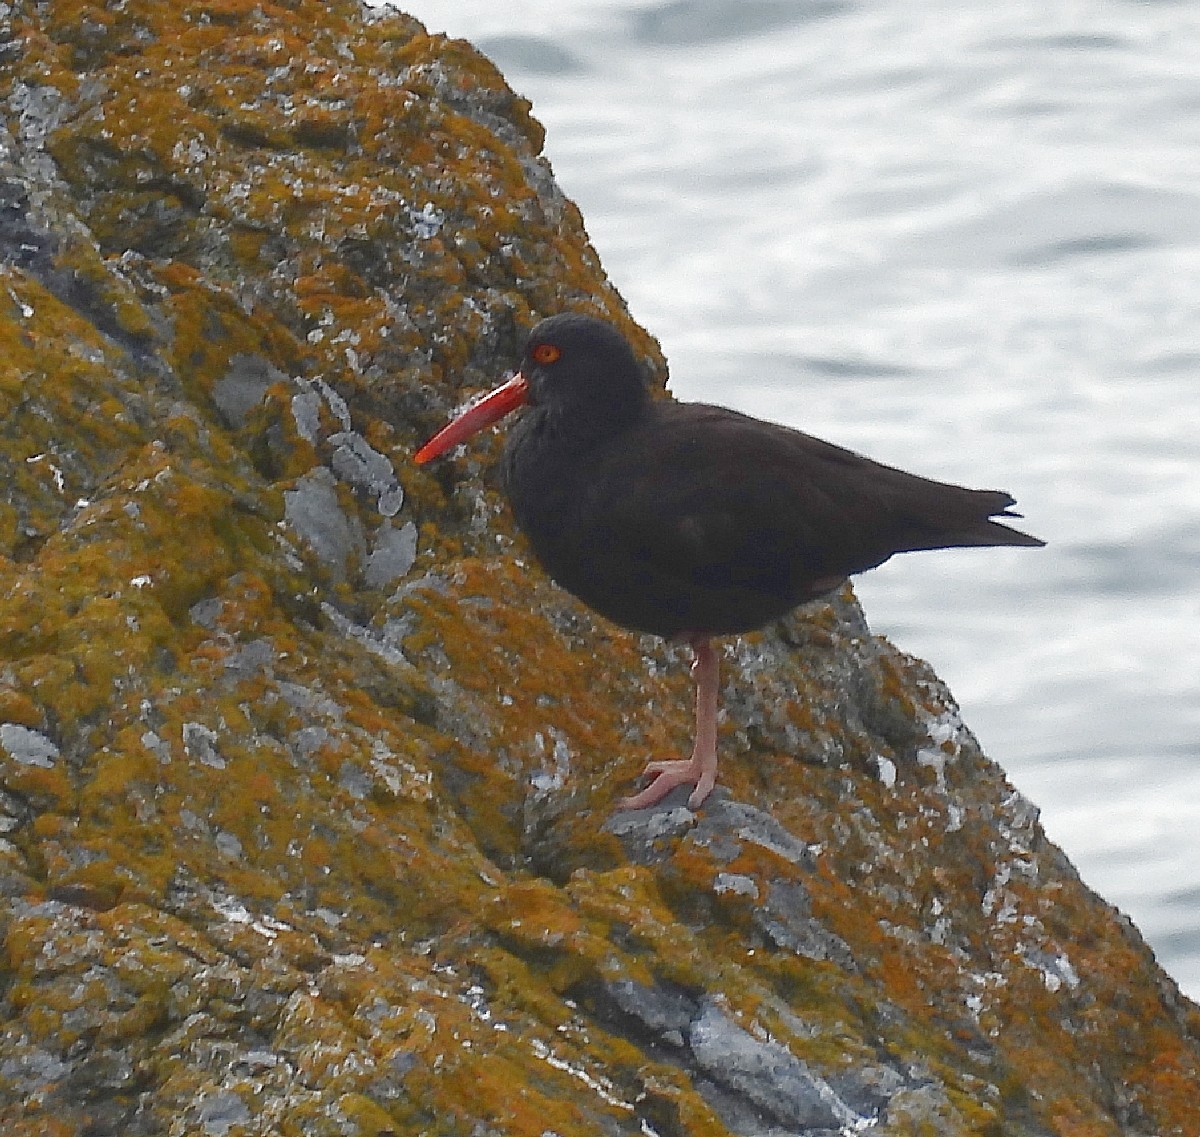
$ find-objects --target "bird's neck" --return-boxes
[501,396,633,521]
[534,385,647,450]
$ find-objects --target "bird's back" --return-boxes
[507,399,1042,638]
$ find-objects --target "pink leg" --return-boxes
[618,636,720,810]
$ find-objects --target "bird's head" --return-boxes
[414,312,647,464]
[519,313,646,414]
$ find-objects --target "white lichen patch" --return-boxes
[0,723,59,768]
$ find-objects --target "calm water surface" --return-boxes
[392,0,1200,998]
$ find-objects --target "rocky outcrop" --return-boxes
[0,3,1197,1134]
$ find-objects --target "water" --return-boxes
[390,0,1200,999]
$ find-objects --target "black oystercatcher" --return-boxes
[415,313,1043,810]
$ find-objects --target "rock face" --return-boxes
[0,3,1197,1135]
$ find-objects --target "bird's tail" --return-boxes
[896,492,1046,552]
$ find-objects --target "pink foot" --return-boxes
[617,636,721,812]
[618,755,717,811]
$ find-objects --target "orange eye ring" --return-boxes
[531,343,561,365]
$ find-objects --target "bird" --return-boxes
[414,312,1044,810]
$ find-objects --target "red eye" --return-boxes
[531,343,561,365]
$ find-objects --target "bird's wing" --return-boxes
[571,402,1030,595]
[568,405,876,594]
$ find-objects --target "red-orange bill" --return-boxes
[414,373,529,464]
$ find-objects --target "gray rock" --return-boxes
[698,797,818,868]
[182,722,223,769]
[283,466,365,579]
[603,784,698,856]
[189,597,224,628]
[221,638,277,677]
[0,1044,69,1091]
[290,386,323,442]
[211,354,286,428]
[603,978,697,1045]
[338,760,372,800]
[754,878,858,970]
[328,429,403,516]
[0,723,58,768]
[688,1000,860,1131]
[214,831,243,859]
[197,1089,251,1136]
[364,520,417,588]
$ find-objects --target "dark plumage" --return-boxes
[416,312,1043,808]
